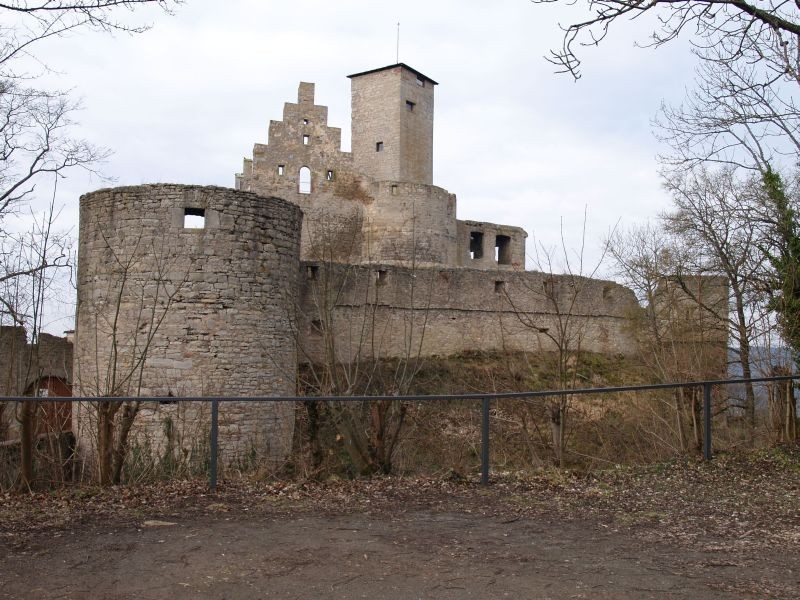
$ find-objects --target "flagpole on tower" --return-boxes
[396,22,400,63]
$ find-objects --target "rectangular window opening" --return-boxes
[159,393,178,405]
[306,265,319,280]
[326,170,334,181]
[376,141,384,152]
[376,269,387,287]
[416,76,424,87]
[391,184,398,196]
[303,118,309,125]
[495,235,511,265]
[406,100,415,111]
[495,281,506,294]
[303,134,310,145]
[311,319,324,333]
[278,164,285,176]
[469,231,484,260]
[184,207,205,229]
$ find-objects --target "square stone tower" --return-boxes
[348,63,436,185]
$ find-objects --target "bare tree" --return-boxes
[661,166,769,430]
[655,41,800,172]
[0,1,179,76]
[0,194,70,489]
[294,210,434,476]
[74,227,186,485]
[501,213,610,466]
[536,1,800,172]
[608,222,730,452]
[0,0,181,325]
[534,0,800,80]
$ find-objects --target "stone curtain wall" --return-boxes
[297,262,640,364]
[73,184,301,467]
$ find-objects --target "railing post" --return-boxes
[703,383,712,461]
[481,397,490,485]
[210,398,219,491]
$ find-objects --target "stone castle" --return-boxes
[3,64,727,467]
[235,64,527,271]
[235,64,643,365]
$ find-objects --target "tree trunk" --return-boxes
[97,402,115,486]
[734,294,756,437]
[304,400,324,472]
[18,402,35,490]
[111,400,140,484]
[785,380,798,443]
[549,401,566,468]
[675,388,687,452]
[691,389,703,454]
[330,404,375,476]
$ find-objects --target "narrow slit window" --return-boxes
[469,231,484,260]
[406,100,415,111]
[495,235,511,265]
[303,134,310,145]
[277,164,285,176]
[326,170,334,181]
[495,281,506,294]
[391,184,398,196]
[376,141,384,152]
[183,207,205,229]
[376,269,387,286]
[299,166,312,194]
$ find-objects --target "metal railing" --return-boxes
[4,374,798,490]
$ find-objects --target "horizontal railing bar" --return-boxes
[2,374,798,404]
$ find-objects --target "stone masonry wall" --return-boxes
[350,67,403,183]
[297,262,640,364]
[362,181,457,266]
[73,184,301,467]
[457,220,527,271]
[348,65,435,185]
[0,326,26,396]
[236,82,369,264]
[236,68,535,273]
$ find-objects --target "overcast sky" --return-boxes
[20,0,698,333]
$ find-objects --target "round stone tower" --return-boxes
[73,184,302,468]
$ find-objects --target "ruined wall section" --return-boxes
[0,326,27,396]
[652,275,729,379]
[457,220,526,271]
[33,334,73,387]
[297,262,640,364]
[236,82,370,263]
[74,184,301,465]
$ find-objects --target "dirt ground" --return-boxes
[1,510,797,599]
[1,451,799,599]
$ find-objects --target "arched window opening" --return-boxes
[299,166,312,194]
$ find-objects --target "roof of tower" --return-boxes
[347,63,439,85]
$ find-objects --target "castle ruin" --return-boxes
[63,63,725,468]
